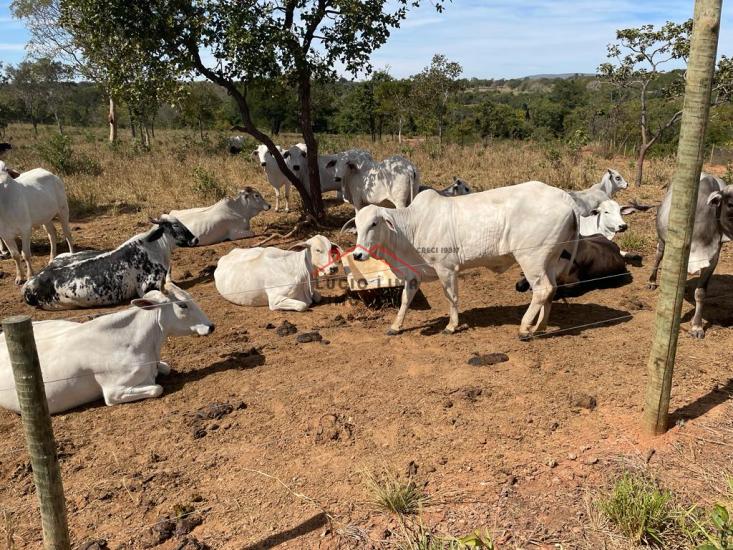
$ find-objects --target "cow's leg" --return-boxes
[647,241,665,289]
[388,277,420,335]
[435,267,459,333]
[690,251,719,339]
[102,384,164,405]
[518,268,555,340]
[19,230,33,283]
[533,271,557,334]
[59,211,74,254]
[43,222,58,262]
[157,362,171,376]
[273,186,281,212]
[227,226,254,241]
[268,292,309,312]
[284,182,291,213]
[3,237,25,285]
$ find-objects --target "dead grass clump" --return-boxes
[364,468,428,516]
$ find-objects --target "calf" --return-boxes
[351,181,579,338]
[569,169,629,216]
[23,218,197,310]
[0,283,214,414]
[254,144,291,212]
[214,234,341,311]
[163,187,271,246]
[648,173,732,338]
[327,150,420,211]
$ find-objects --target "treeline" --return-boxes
[2,57,732,156]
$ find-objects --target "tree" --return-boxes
[180,83,220,140]
[413,54,463,147]
[60,0,446,221]
[375,75,412,142]
[599,20,692,186]
[7,61,46,136]
[643,0,721,435]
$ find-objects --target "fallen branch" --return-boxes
[255,219,309,246]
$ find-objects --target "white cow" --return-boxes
[0,168,75,284]
[229,136,245,154]
[326,150,420,211]
[569,169,629,216]
[254,144,291,212]
[214,235,341,311]
[284,143,343,201]
[0,283,214,414]
[351,181,579,338]
[163,187,271,246]
[580,200,637,240]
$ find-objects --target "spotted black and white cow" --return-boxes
[23,218,197,310]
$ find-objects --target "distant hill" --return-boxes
[524,73,595,80]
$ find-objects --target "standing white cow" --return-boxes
[326,150,420,211]
[351,181,579,338]
[569,169,629,216]
[214,235,341,311]
[163,187,271,246]
[284,143,343,201]
[0,283,214,414]
[0,168,75,284]
[254,144,291,212]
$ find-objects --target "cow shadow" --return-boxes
[680,274,733,328]
[408,302,631,337]
[671,378,733,424]
[176,265,216,289]
[162,349,266,395]
[241,513,329,550]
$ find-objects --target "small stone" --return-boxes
[547,459,558,468]
[192,428,206,440]
[406,461,418,478]
[583,457,599,465]
[78,540,109,550]
[467,352,509,366]
[296,331,322,343]
[567,453,577,461]
[569,393,597,411]
[442,399,454,409]
[265,323,275,329]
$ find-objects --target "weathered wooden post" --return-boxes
[3,315,71,549]
[643,0,722,435]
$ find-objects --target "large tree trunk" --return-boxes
[643,0,722,436]
[298,74,325,220]
[108,96,117,143]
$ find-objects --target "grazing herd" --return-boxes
[0,137,730,413]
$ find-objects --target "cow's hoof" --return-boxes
[518,332,532,342]
[690,327,706,339]
[442,327,456,335]
[647,283,658,290]
[14,278,25,286]
[386,328,400,336]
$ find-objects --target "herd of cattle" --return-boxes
[0,139,730,414]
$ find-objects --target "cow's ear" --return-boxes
[707,191,723,207]
[383,217,397,232]
[330,244,343,259]
[347,161,357,171]
[283,150,290,159]
[620,205,638,215]
[131,298,158,310]
[325,159,337,169]
[607,168,613,176]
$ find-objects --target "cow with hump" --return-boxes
[23,217,198,310]
[0,282,214,414]
[648,173,733,338]
[350,180,580,339]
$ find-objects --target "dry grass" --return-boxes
[2,124,677,223]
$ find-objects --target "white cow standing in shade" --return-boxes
[0,283,215,414]
[253,144,292,212]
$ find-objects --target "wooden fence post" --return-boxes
[643,0,723,435]
[3,315,71,549]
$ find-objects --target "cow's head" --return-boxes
[148,217,198,247]
[290,235,340,276]
[132,281,215,336]
[588,200,631,239]
[604,169,629,191]
[285,144,307,173]
[450,177,472,196]
[253,144,272,167]
[237,186,271,212]
[707,184,733,238]
[353,205,396,262]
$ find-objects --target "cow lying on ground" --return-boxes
[284,143,343,201]
[23,218,197,310]
[569,169,629,216]
[254,144,291,212]
[350,181,579,339]
[648,173,731,338]
[418,177,472,197]
[162,187,270,246]
[515,235,631,298]
[327,150,420,211]
[0,282,214,414]
[580,199,652,262]
[0,168,75,284]
[214,235,341,311]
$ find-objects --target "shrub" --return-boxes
[37,134,102,176]
[598,472,674,546]
[191,166,227,201]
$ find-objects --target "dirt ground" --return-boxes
[1,177,732,550]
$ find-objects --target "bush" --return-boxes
[37,134,102,176]
[191,166,227,201]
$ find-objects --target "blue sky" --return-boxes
[1,0,732,79]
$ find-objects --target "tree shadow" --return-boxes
[671,378,733,423]
[162,349,266,395]
[405,302,631,337]
[241,513,329,550]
